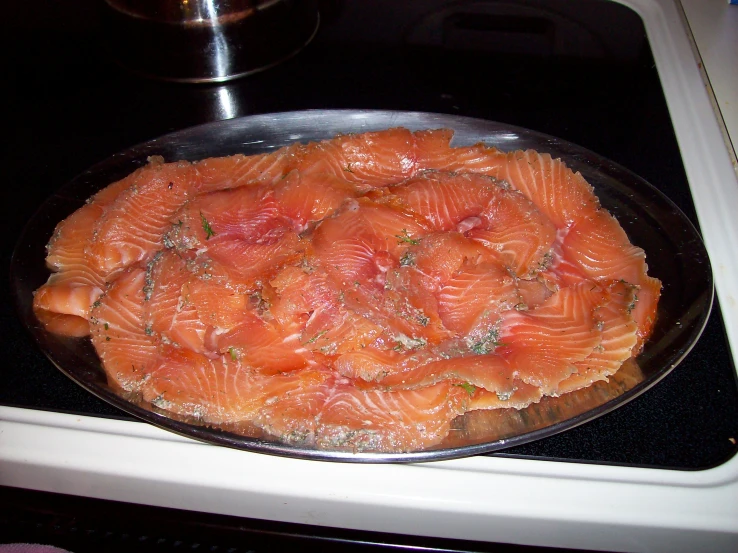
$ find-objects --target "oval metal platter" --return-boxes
[10,110,714,462]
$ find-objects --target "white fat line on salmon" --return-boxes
[553,225,571,247]
[456,216,483,234]
[284,332,305,345]
[304,306,326,328]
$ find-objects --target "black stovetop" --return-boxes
[3,0,738,471]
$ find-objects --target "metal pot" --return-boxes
[103,0,320,83]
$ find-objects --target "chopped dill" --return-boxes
[456,382,476,396]
[469,329,504,355]
[305,330,328,344]
[396,229,420,245]
[471,342,487,355]
[200,211,216,240]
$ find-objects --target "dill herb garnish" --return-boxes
[396,229,420,245]
[305,330,328,344]
[456,382,476,396]
[200,212,216,240]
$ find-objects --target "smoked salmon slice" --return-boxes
[89,267,159,392]
[390,172,500,232]
[144,251,209,355]
[316,379,470,452]
[487,150,600,228]
[86,146,299,277]
[469,188,557,277]
[296,128,418,188]
[214,312,309,375]
[192,145,299,192]
[87,158,197,275]
[498,283,608,395]
[196,231,304,292]
[558,281,639,394]
[414,128,505,175]
[379,354,517,397]
[167,184,287,249]
[561,210,648,284]
[33,172,135,336]
[141,348,328,424]
[33,127,662,453]
[274,170,359,230]
[436,260,519,335]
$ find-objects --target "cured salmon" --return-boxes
[32,127,662,453]
[32,174,135,334]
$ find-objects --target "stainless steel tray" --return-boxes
[10,110,713,462]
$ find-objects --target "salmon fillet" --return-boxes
[32,127,661,453]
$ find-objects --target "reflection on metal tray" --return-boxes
[10,110,713,462]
